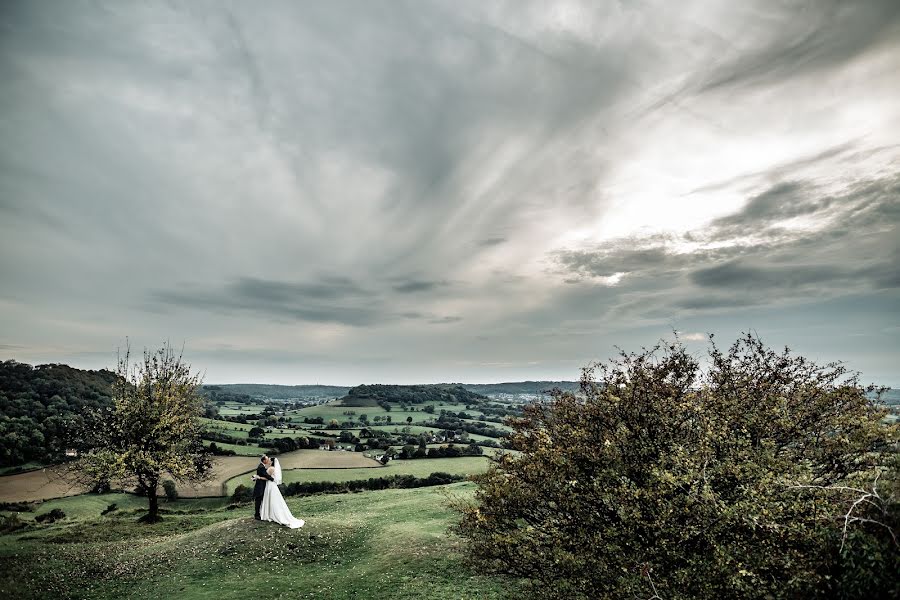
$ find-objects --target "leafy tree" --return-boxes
[454,334,897,599]
[72,344,212,523]
[0,360,117,466]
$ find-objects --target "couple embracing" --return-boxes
[252,454,305,528]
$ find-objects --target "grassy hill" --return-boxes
[0,483,517,599]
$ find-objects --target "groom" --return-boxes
[252,454,274,520]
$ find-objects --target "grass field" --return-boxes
[0,483,519,599]
[0,451,386,503]
[0,464,90,502]
[287,401,475,423]
[201,418,300,439]
[205,439,269,456]
[224,456,491,495]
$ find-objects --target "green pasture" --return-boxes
[1,483,518,599]
[224,456,491,495]
[200,417,300,439]
[216,404,269,416]
[204,439,269,456]
[288,400,475,424]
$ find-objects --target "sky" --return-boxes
[0,0,898,386]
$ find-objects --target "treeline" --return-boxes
[0,360,118,466]
[396,443,484,459]
[344,384,487,406]
[461,381,579,395]
[428,412,508,439]
[203,383,348,400]
[199,385,255,405]
[232,471,464,501]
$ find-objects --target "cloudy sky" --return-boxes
[1,0,898,385]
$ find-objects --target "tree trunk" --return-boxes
[140,480,162,523]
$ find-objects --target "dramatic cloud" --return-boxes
[0,0,897,384]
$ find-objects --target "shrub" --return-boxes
[0,514,27,534]
[101,503,118,515]
[162,479,178,502]
[231,484,253,503]
[35,508,66,523]
[454,334,897,600]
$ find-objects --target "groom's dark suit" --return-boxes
[254,462,274,519]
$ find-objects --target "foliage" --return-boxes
[454,334,897,599]
[463,381,580,395]
[162,479,179,502]
[200,382,348,400]
[282,472,465,497]
[0,513,27,534]
[35,508,66,523]
[397,443,483,459]
[0,501,33,513]
[72,344,212,523]
[0,360,117,466]
[430,412,508,439]
[206,442,237,456]
[345,383,488,406]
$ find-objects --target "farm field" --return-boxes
[206,440,269,456]
[225,456,491,494]
[274,449,381,470]
[0,451,384,502]
[175,456,260,497]
[286,401,478,423]
[0,464,89,502]
[0,482,518,599]
[200,417,300,438]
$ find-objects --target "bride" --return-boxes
[258,457,305,528]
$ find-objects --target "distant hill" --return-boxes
[461,381,580,395]
[200,384,349,401]
[340,384,488,407]
[876,388,899,406]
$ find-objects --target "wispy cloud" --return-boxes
[0,0,897,383]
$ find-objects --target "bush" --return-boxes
[101,503,118,515]
[35,508,66,523]
[162,479,178,502]
[0,502,33,513]
[454,334,897,600]
[0,514,27,534]
[282,471,464,496]
[231,484,253,503]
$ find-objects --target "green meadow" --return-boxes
[224,456,491,495]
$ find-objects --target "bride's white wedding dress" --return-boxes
[260,458,305,528]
